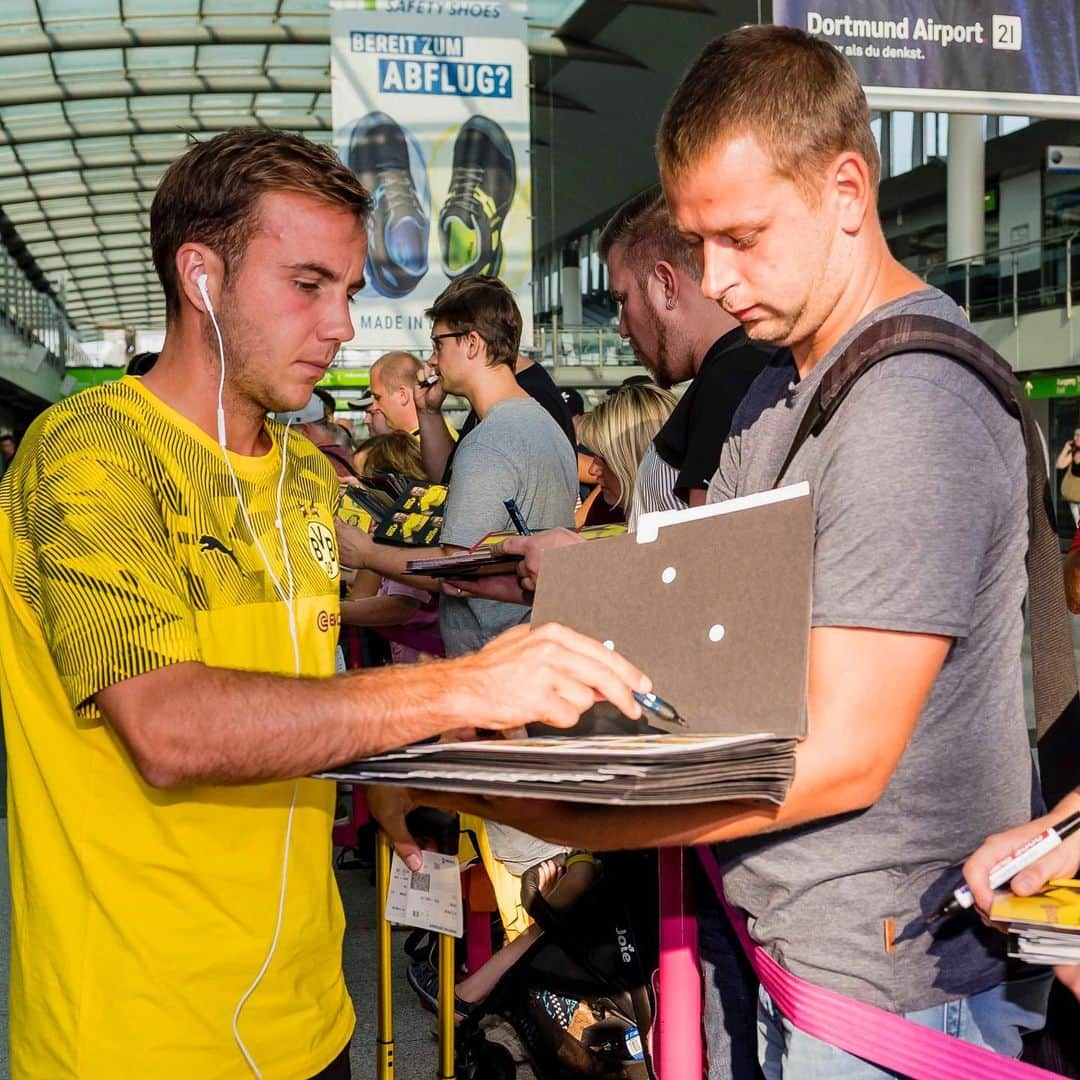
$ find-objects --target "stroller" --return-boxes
[406,825,659,1080]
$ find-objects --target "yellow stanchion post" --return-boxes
[375,831,395,1080]
[437,932,456,1079]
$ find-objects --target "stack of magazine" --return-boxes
[990,880,1080,966]
[319,733,797,806]
[323,486,812,808]
[338,475,447,546]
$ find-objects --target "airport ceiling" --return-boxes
[0,0,746,336]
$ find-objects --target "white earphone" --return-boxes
[197,267,302,1079]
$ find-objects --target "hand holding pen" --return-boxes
[940,801,1080,921]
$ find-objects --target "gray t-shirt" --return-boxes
[712,288,1035,1012]
[439,395,577,658]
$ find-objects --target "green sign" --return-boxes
[317,369,371,389]
[1022,373,1080,399]
[62,366,370,395]
[63,366,125,395]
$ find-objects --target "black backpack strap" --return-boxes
[773,313,1080,804]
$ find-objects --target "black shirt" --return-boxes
[442,361,576,483]
[652,327,773,501]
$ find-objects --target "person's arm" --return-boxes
[687,488,708,508]
[1066,551,1080,614]
[419,370,1005,848]
[414,365,456,481]
[1057,442,1075,470]
[347,567,382,599]
[335,516,452,593]
[340,593,420,627]
[410,623,950,848]
[95,621,650,789]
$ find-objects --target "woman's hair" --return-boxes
[578,383,677,512]
[354,431,426,480]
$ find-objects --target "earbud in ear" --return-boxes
[196,272,215,316]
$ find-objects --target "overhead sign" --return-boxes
[1023,373,1080,400]
[773,2,1080,118]
[331,0,533,352]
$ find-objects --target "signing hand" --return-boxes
[962,793,1080,914]
[450,622,648,733]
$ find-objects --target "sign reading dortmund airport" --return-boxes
[773,1,1080,118]
[331,0,533,351]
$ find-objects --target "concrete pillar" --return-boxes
[946,113,984,265]
[560,243,582,326]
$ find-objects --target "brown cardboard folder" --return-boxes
[317,484,811,805]
[532,482,813,737]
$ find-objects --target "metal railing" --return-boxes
[0,246,86,373]
[530,323,637,368]
[906,231,1080,328]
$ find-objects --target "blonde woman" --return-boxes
[578,382,677,525]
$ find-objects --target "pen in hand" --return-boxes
[503,497,531,537]
[929,810,1080,923]
[634,690,685,727]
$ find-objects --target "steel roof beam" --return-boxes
[5,199,154,226]
[0,75,328,109]
[0,113,332,148]
[0,137,325,180]
[0,75,587,112]
[0,23,640,67]
[0,178,160,207]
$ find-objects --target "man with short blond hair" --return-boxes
[440,26,1046,1077]
[368,350,423,435]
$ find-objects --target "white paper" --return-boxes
[384,850,463,938]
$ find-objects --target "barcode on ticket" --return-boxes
[409,871,431,892]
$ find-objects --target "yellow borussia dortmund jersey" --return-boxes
[0,377,354,1078]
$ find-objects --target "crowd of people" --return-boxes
[0,21,1079,1080]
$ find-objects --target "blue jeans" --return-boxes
[698,894,761,1080]
[756,973,1052,1079]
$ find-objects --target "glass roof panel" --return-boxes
[0,0,590,334]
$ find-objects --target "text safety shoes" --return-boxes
[348,112,430,298]
[439,115,517,279]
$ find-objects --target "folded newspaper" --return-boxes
[318,733,797,806]
[990,879,1080,966]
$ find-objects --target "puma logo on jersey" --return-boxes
[199,534,240,568]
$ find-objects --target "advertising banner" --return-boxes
[773,2,1080,118]
[331,0,533,351]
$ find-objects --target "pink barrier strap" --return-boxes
[695,845,1061,1080]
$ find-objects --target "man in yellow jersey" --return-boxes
[0,128,648,1079]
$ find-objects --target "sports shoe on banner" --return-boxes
[348,111,431,298]
[439,116,517,279]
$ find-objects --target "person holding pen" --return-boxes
[964,789,1080,999]
[380,26,1050,1077]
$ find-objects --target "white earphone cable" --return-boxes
[199,274,302,1078]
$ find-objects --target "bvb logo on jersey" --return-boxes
[307,521,339,579]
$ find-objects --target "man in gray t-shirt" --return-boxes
[341,275,576,877]
[439,396,576,656]
[449,28,1048,1077]
[711,286,1032,1013]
